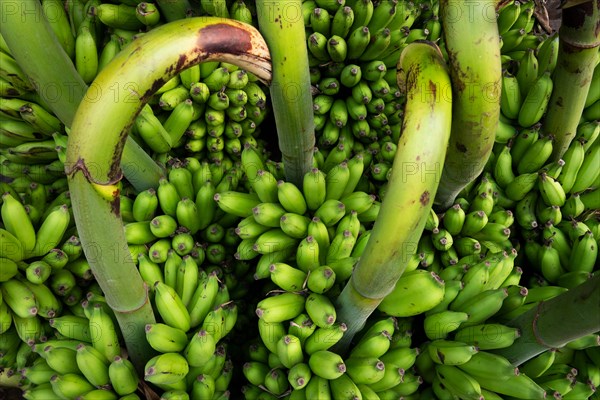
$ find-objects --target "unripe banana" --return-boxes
[304,322,347,355]
[378,270,445,317]
[315,199,346,227]
[214,190,261,218]
[153,281,191,332]
[474,366,546,399]
[538,172,566,207]
[516,134,554,174]
[423,310,469,340]
[568,230,597,273]
[1,278,38,318]
[435,364,483,400]
[145,323,188,353]
[280,213,311,239]
[40,344,79,374]
[454,323,521,350]
[184,329,217,368]
[255,292,306,323]
[500,71,522,120]
[88,302,121,363]
[571,143,600,193]
[427,340,479,366]
[294,235,320,274]
[557,139,585,194]
[50,373,95,399]
[269,262,307,292]
[309,350,347,380]
[76,343,111,388]
[505,172,539,201]
[303,168,328,211]
[276,334,304,369]
[74,20,98,84]
[1,193,36,253]
[144,352,189,386]
[518,72,553,128]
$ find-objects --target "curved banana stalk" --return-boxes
[434,0,503,209]
[495,274,600,366]
[256,0,315,187]
[66,17,271,371]
[334,41,453,353]
[0,0,164,191]
[543,0,600,160]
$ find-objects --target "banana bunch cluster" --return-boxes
[513,336,600,399]
[132,61,271,163]
[0,93,67,192]
[488,120,599,287]
[217,146,379,284]
[1,186,74,273]
[243,311,424,399]
[499,34,559,131]
[497,0,541,62]
[121,155,270,301]
[15,304,140,399]
[301,0,442,188]
[139,278,237,399]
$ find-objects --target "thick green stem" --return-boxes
[256,0,315,187]
[544,0,600,160]
[494,274,600,366]
[334,41,453,353]
[65,17,271,370]
[0,0,164,191]
[434,0,502,209]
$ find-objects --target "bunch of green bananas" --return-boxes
[300,0,447,193]
[242,314,424,399]
[131,61,271,163]
[217,145,379,284]
[487,118,599,288]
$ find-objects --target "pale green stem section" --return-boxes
[544,0,600,160]
[334,42,453,353]
[494,274,600,366]
[0,0,164,191]
[256,0,315,187]
[434,0,502,209]
[66,17,271,371]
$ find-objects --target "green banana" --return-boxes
[454,323,521,350]
[518,72,553,128]
[144,352,189,386]
[309,350,347,380]
[154,281,191,332]
[2,192,36,253]
[255,292,306,323]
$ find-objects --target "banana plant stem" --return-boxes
[0,0,164,192]
[544,0,600,160]
[333,41,453,354]
[66,17,271,372]
[256,0,316,187]
[494,274,600,366]
[434,0,502,209]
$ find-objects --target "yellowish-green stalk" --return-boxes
[334,41,453,352]
[0,0,164,191]
[494,274,600,366]
[256,0,315,187]
[544,0,600,160]
[434,0,502,209]
[66,17,271,371]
